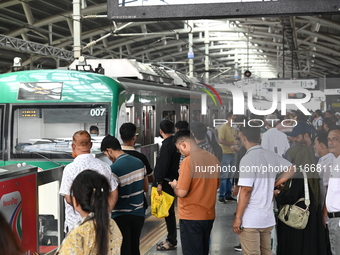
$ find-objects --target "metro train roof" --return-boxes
[0,69,124,103]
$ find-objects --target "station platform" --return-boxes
[140,199,240,255]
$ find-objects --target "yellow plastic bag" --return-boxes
[151,186,175,218]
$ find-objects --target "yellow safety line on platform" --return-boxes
[140,215,167,254]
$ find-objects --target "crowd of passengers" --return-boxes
[1,109,340,255]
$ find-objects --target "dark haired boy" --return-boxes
[101,134,148,255]
[154,119,180,250]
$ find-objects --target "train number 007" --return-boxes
[90,108,106,116]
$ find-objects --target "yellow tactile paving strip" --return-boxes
[140,215,168,254]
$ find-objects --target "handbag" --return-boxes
[278,168,310,230]
[151,186,175,218]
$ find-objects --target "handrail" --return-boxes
[140,143,159,168]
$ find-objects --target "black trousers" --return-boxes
[180,219,214,255]
[114,214,145,255]
[165,200,177,246]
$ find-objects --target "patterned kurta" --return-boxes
[57,217,122,255]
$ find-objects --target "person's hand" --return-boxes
[169,179,177,189]
[233,217,243,234]
[233,147,240,153]
[232,185,240,197]
[276,183,285,191]
[322,212,327,228]
[322,205,328,228]
[273,189,280,197]
[157,184,162,195]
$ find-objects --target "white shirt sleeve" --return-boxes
[238,157,256,187]
[108,172,119,191]
[59,165,73,196]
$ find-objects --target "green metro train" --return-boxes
[0,60,231,170]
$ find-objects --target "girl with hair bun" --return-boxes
[57,170,122,255]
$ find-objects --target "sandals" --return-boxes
[156,240,177,250]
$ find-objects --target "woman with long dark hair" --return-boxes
[275,144,327,255]
[0,211,22,255]
[57,170,122,255]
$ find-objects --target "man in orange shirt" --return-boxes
[169,130,220,255]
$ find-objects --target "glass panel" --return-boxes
[12,104,109,159]
[162,110,175,122]
[18,82,63,100]
[39,181,60,254]
[180,105,189,121]
[192,110,201,122]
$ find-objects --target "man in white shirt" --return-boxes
[59,130,118,232]
[335,112,340,125]
[232,124,295,255]
[261,114,290,157]
[325,126,340,255]
[312,110,323,133]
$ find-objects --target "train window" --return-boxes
[180,105,189,121]
[210,109,219,128]
[192,110,201,122]
[162,111,175,122]
[125,106,135,123]
[11,104,109,160]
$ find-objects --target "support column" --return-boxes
[48,24,53,46]
[73,0,82,59]
[204,20,210,84]
[188,20,194,78]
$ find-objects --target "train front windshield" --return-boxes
[11,104,109,160]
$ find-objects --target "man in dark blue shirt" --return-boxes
[101,135,148,255]
[119,122,154,209]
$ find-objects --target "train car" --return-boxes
[0,59,231,170]
[0,69,124,170]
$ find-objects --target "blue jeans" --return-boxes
[219,153,235,199]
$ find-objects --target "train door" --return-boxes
[125,106,134,123]
[192,109,201,122]
[180,105,189,121]
[142,106,155,145]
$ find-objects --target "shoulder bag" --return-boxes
[278,168,310,230]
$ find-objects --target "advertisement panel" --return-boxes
[0,173,37,254]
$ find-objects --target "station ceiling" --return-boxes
[1,0,340,83]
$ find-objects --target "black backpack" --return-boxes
[206,131,223,162]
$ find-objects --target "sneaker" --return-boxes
[225,196,237,201]
[218,197,226,204]
[234,244,242,252]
